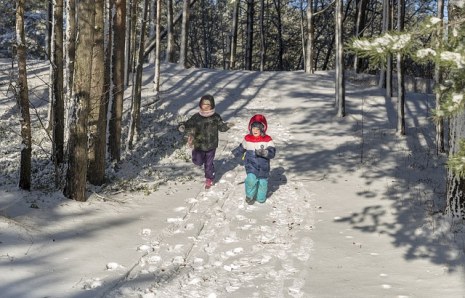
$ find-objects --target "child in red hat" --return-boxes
[232,114,276,204]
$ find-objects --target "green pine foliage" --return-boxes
[350,11,465,176]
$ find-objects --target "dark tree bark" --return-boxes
[108,0,126,162]
[435,0,445,154]
[245,0,254,70]
[16,0,32,190]
[272,0,283,70]
[88,0,106,185]
[51,0,65,164]
[64,0,95,201]
[259,0,266,71]
[46,0,53,58]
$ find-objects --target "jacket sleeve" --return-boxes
[180,115,197,134]
[217,115,231,132]
[232,143,246,158]
[265,145,276,159]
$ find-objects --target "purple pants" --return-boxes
[192,148,216,180]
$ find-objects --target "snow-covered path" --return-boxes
[100,92,317,297]
[1,63,464,298]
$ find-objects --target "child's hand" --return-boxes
[226,122,235,128]
[255,148,268,158]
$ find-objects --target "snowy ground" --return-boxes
[0,60,464,297]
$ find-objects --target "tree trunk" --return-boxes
[353,0,367,72]
[65,0,76,107]
[259,0,265,71]
[165,0,175,63]
[245,0,254,70]
[396,0,405,135]
[126,0,138,86]
[305,0,314,73]
[128,0,150,149]
[52,0,65,164]
[108,0,126,162]
[386,0,393,97]
[64,0,95,201]
[88,0,107,185]
[446,3,465,218]
[143,0,198,58]
[435,0,445,154]
[272,0,283,70]
[16,0,32,191]
[154,0,161,90]
[230,0,240,69]
[46,0,53,59]
[378,0,389,88]
[179,0,190,68]
[335,0,345,117]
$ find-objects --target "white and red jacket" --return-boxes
[232,114,276,178]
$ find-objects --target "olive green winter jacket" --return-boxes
[181,113,230,151]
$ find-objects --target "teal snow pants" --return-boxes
[245,173,268,203]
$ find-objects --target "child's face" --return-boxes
[251,127,261,137]
[200,103,212,112]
